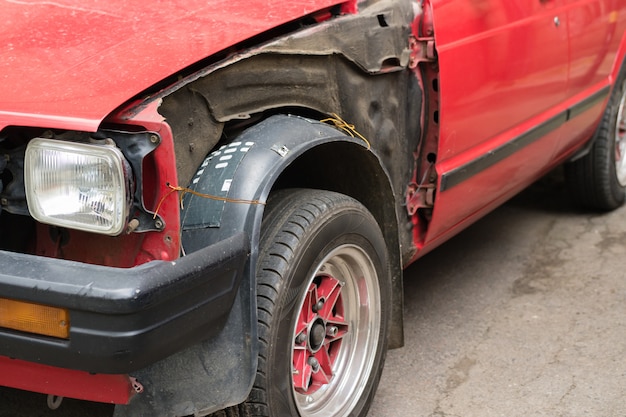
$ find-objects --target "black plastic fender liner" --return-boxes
[0,153,5,195]
[180,114,377,254]
[114,115,376,417]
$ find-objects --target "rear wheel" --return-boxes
[240,189,391,417]
[566,71,626,210]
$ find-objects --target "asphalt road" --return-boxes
[369,171,626,417]
[2,170,626,417]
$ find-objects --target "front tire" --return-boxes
[246,189,391,417]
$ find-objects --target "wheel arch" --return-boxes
[181,114,404,349]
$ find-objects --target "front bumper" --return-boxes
[0,232,249,374]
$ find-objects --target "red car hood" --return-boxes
[0,0,342,131]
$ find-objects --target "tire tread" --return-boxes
[214,189,386,417]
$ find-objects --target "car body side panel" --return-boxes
[565,0,623,96]
[423,0,569,245]
[554,0,626,157]
[0,0,347,131]
[431,0,569,160]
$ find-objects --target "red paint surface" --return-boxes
[0,356,136,404]
[432,0,569,161]
[112,101,182,264]
[420,0,626,252]
[0,0,345,132]
[557,0,626,154]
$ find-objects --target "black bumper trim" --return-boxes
[0,232,249,374]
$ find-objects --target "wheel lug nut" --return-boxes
[312,300,324,312]
[326,326,338,337]
[308,357,320,372]
[295,332,306,344]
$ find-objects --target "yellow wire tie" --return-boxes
[320,113,371,150]
[153,183,264,219]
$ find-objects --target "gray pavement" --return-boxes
[369,171,626,417]
[2,171,626,416]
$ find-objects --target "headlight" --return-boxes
[24,138,132,236]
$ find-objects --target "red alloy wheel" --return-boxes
[290,245,381,417]
[292,274,348,394]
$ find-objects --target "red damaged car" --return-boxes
[0,0,624,416]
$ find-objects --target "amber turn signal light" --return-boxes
[0,298,69,339]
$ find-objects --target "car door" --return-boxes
[553,0,626,158]
[423,0,570,247]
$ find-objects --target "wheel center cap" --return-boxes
[309,320,326,351]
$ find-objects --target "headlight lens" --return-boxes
[25,138,132,236]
